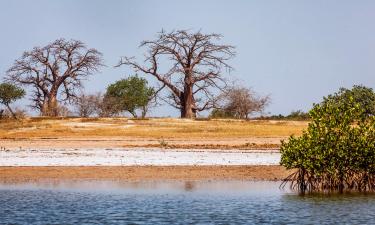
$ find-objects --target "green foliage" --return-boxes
[105,75,155,118]
[0,83,25,119]
[0,83,25,106]
[326,85,375,116]
[287,110,310,120]
[209,109,235,119]
[280,85,375,193]
[258,110,310,121]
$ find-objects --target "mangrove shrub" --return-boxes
[280,86,375,193]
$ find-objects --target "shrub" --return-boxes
[0,83,25,119]
[105,75,155,118]
[280,86,375,193]
[209,109,235,119]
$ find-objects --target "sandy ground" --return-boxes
[0,148,280,166]
[0,166,292,182]
[0,137,282,149]
[0,119,302,181]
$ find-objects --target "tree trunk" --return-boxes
[131,112,138,118]
[41,100,49,116]
[6,104,17,119]
[180,84,195,119]
[48,94,59,117]
[141,106,147,118]
[41,92,59,117]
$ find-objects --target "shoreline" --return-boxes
[0,166,292,183]
[0,137,282,150]
[0,148,281,166]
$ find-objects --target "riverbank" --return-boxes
[0,118,300,182]
[0,148,280,166]
[0,118,307,149]
[0,166,291,183]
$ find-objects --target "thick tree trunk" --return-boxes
[41,92,59,117]
[180,84,195,119]
[48,94,59,117]
[41,101,49,116]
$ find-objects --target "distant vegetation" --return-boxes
[281,85,375,193]
[0,30,373,124]
[257,110,310,121]
[210,86,270,119]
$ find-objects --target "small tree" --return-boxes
[0,83,25,119]
[213,86,270,119]
[281,86,375,193]
[74,93,101,117]
[97,95,122,117]
[209,108,234,119]
[105,76,155,118]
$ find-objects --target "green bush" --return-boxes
[105,75,155,118]
[256,110,310,121]
[209,108,235,119]
[281,86,375,193]
[0,83,25,119]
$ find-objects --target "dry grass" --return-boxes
[0,117,307,139]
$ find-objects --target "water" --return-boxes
[0,181,374,224]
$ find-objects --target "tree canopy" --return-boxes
[105,76,155,118]
[6,39,103,116]
[117,30,235,118]
[323,85,375,116]
[0,83,25,119]
[210,86,270,119]
[280,85,375,193]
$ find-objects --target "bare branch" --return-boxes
[117,30,235,118]
[5,39,103,116]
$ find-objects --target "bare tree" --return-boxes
[6,39,103,116]
[219,86,270,119]
[74,93,101,117]
[117,30,235,118]
[97,94,122,117]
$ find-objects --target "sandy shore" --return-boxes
[0,148,280,166]
[0,136,282,149]
[0,166,291,182]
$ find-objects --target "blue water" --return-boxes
[0,181,374,224]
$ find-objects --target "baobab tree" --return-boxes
[6,39,103,116]
[117,30,235,118]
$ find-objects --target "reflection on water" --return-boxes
[0,180,374,224]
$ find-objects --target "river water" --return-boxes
[0,181,374,224]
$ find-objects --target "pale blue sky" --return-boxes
[0,0,374,116]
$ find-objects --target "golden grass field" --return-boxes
[0,117,308,149]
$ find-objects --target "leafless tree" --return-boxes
[220,86,270,119]
[6,39,103,116]
[74,93,102,117]
[117,30,235,118]
[96,94,122,117]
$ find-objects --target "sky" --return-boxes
[0,0,374,117]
